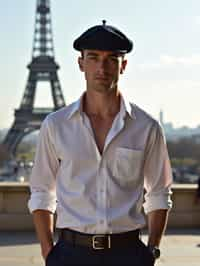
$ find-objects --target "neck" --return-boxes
[83,90,121,118]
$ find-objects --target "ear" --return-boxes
[120,59,127,74]
[78,57,84,72]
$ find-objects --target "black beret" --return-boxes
[73,20,133,53]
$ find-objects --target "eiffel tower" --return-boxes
[2,0,66,156]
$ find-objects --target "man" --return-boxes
[28,20,173,266]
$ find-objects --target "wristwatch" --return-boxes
[148,246,161,260]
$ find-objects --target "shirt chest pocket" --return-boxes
[113,148,144,186]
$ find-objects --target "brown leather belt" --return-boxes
[59,228,140,250]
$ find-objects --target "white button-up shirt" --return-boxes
[28,93,172,234]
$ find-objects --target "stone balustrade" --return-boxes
[0,183,199,231]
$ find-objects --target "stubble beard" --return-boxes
[88,79,118,94]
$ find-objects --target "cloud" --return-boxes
[160,55,200,66]
[137,54,200,70]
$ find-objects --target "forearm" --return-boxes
[147,209,169,247]
[32,209,54,259]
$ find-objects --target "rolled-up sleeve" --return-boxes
[28,116,59,214]
[143,122,173,214]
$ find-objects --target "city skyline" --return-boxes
[0,0,200,129]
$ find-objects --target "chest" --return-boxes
[89,116,115,154]
[56,114,148,163]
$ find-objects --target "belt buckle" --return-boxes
[92,235,111,250]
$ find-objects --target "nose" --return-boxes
[97,59,108,74]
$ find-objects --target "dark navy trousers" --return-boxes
[45,238,155,266]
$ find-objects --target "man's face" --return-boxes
[78,50,127,93]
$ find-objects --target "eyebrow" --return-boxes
[86,52,99,57]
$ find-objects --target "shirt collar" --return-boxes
[65,92,136,120]
[120,94,136,120]
[65,93,84,120]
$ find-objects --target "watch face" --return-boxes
[152,247,161,259]
[149,246,161,259]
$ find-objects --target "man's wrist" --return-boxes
[42,244,54,260]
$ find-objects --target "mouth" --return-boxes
[95,76,110,81]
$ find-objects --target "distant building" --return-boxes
[158,110,200,140]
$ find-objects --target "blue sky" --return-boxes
[0,0,200,129]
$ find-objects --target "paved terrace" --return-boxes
[0,229,200,266]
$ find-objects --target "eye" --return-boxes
[109,56,119,63]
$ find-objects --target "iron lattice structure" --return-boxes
[3,0,65,156]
